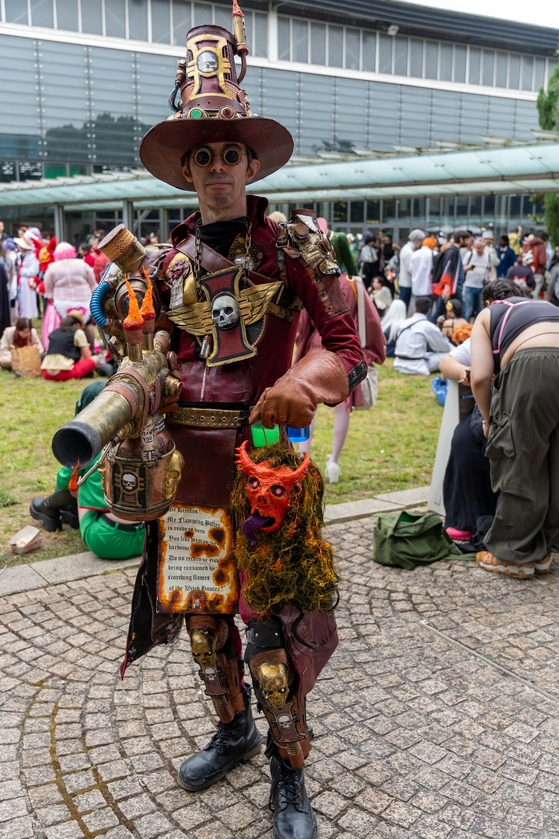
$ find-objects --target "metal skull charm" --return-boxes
[211,293,239,330]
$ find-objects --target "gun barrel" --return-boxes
[52,390,133,467]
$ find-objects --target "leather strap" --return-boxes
[175,233,272,286]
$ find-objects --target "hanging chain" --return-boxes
[244,216,252,270]
[194,220,202,281]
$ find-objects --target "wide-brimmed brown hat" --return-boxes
[139,13,293,192]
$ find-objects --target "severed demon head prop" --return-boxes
[231,442,338,615]
[235,440,310,539]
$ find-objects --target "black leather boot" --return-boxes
[269,753,317,839]
[177,686,261,791]
[30,497,62,532]
[60,505,80,530]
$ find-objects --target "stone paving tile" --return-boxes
[2,517,559,837]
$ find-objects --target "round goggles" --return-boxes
[192,146,244,167]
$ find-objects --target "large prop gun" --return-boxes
[52,225,183,522]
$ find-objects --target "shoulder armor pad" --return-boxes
[276,213,340,276]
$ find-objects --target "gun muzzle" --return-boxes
[52,389,133,467]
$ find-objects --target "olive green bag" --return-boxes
[373,510,462,570]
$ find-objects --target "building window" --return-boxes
[151,0,171,43]
[333,202,348,222]
[56,0,79,31]
[454,45,466,82]
[5,0,29,23]
[521,55,533,91]
[440,43,452,81]
[495,52,507,88]
[508,53,520,89]
[278,17,290,60]
[254,12,267,58]
[346,28,360,71]
[362,31,376,73]
[350,201,364,223]
[482,50,494,86]
[425,41,438,80]
[311,22,326,65]
[31,0,54,27]
[328,26,343,68]
[469,48,481,85]
[293,19,308,63]
[106,0,126,38]
[410,39,423,78]
[129,0,148,41]
[366,200,380,225]
[378,34,392,74]
[534,57,546,90]
[383,199,396,224]
[394,36,408,76]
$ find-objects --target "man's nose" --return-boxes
[210,154,226,172]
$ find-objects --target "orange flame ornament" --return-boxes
[123,277,144,330]
[69,460,81,492]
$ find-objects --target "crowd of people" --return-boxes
[351,223,559,378]
[0,224,124,379]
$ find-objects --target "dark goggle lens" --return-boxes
[223,147,241,165]
[194,148,211,166]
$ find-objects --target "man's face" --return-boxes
[0,221,4,235]
[475,241,485,256]
[412,238,423,250]
[182,142,260,214]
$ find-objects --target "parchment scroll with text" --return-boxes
[157,504,238,614]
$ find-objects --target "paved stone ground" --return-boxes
[2,516,559,839]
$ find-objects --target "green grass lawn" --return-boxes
[0,360,443,566]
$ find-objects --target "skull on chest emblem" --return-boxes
[211,293,239,330]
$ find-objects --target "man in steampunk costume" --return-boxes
[84,6,366,837]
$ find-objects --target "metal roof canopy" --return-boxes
[1,143,558,212]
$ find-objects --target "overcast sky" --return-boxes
[399,0,559,29]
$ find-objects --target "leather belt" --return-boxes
[167,405,250,429]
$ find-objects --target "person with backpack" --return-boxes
[463,238,492,321]
[471,278,559,578]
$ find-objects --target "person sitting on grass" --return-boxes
[436,298,468,343]
[40,310,111,381]
[0,317,44,370]
[30,381,145,560]
[394,296,452,376]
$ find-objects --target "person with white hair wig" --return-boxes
[381,298,407,356]
[398,228,426,310]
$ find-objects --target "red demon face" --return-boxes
[235,441,310,533]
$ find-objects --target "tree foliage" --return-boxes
[536,64,559,243]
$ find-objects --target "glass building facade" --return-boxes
[0,0,556,239]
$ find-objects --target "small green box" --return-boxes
[250,421,280,447]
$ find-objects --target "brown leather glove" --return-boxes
[249,348,349,429]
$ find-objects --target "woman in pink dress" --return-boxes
[43,242,97,350]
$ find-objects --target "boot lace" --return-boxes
[208,721,238,755]
[269,764,303,811]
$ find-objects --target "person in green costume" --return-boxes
[30,381,145,560]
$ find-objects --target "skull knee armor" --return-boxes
[245,620,312,769]
[186,615,244,723]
